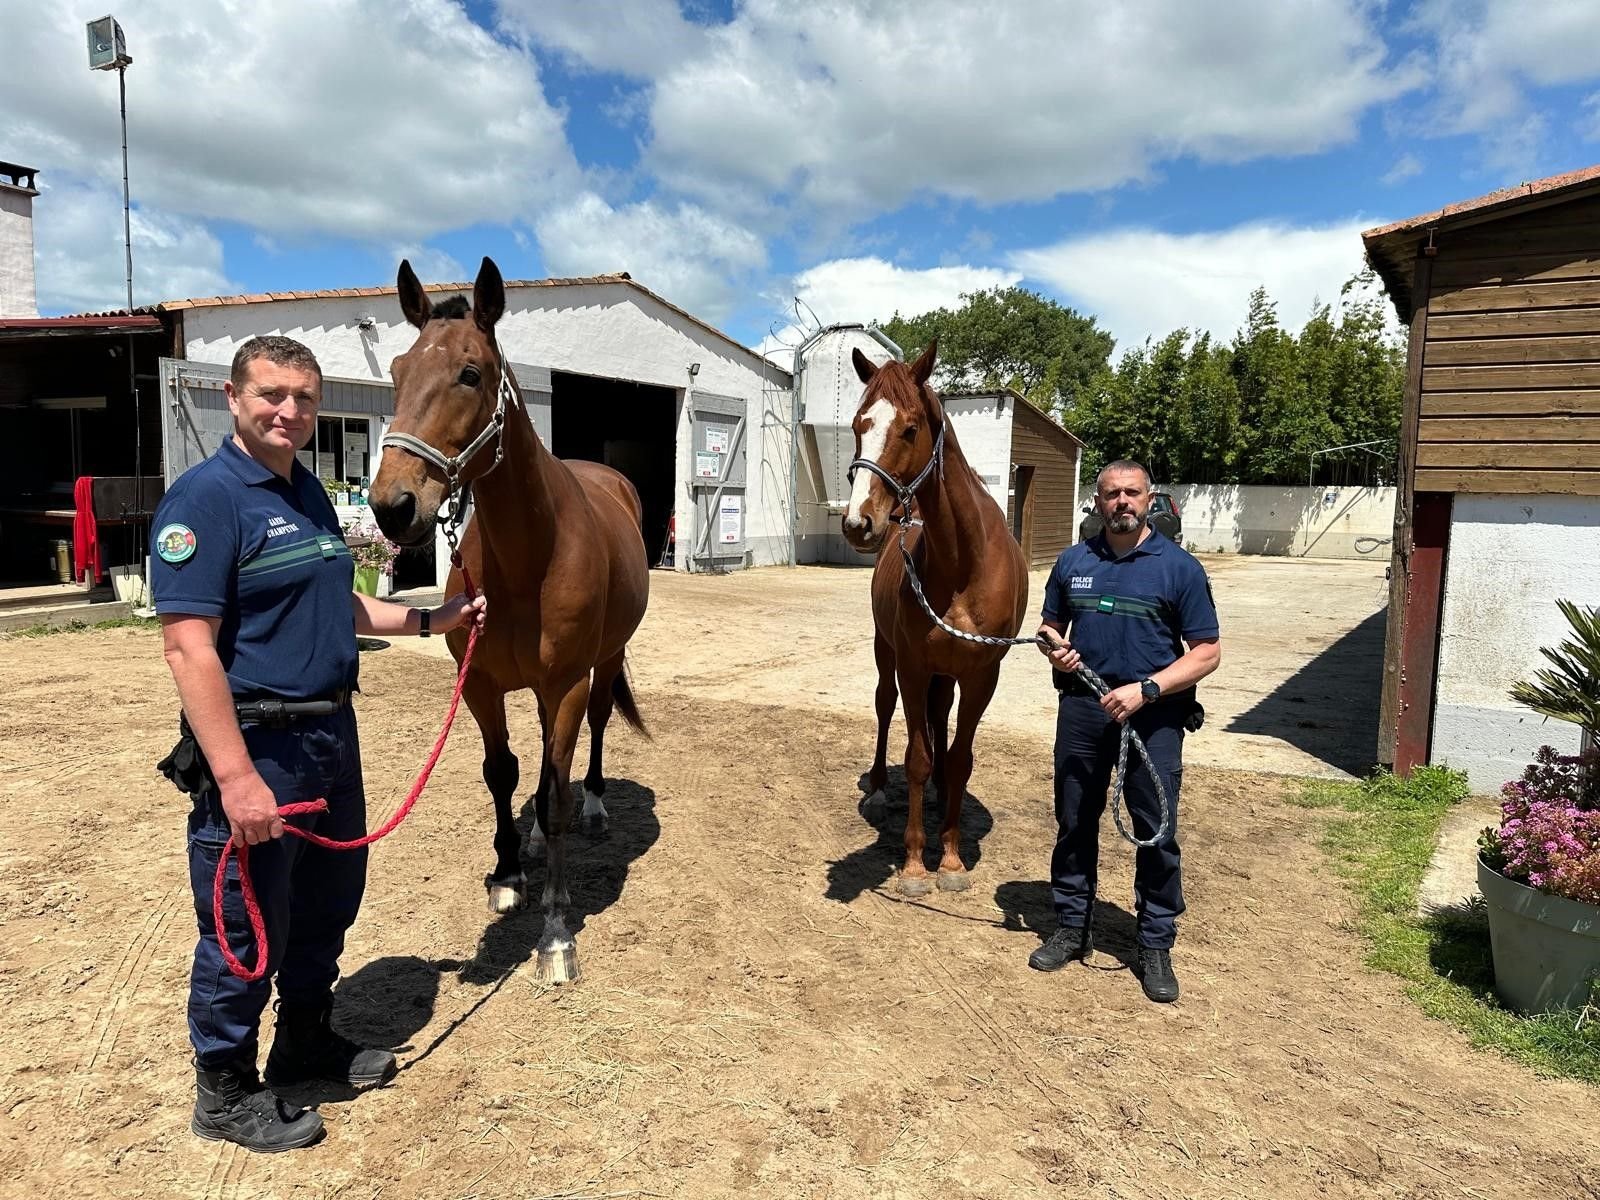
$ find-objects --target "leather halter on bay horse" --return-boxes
[379,337,519,556]
[847,419,946,531]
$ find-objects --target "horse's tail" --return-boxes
[612,659,650,740]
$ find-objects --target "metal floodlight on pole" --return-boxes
[87,15,148,585]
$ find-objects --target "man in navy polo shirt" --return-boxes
[1030,460,1221,1003]
[152,336,485,1152]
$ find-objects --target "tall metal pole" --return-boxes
[118,62,145,540]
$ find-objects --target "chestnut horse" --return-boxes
[371,256,650,982]
[842,340,1029,896]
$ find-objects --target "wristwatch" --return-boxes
[418,608,431,638]
[1139,677,1161,701]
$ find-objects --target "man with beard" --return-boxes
[1029,461,1220,1002]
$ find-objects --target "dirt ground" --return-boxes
[1,558,1595,1199]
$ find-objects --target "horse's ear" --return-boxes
[910,336,938,387]
[397,260,430,331]
[851,347,878,384]
[474,256,505,334]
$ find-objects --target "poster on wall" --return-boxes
[719,495,743,545]
[696,451,721,479]
[704,426,729,454]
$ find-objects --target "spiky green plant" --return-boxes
[1510,599,1600,805]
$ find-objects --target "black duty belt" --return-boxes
[234,689,351,725]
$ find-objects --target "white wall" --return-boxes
[1432,494,1599,793]
[1166,484,1396,560]
[943,394,1015,517]
[0,185,38,318]
[179,283,794,575]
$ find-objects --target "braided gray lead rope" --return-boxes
[894,523,1172,850]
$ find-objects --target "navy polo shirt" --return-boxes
[150,437,358,701]
[1042,528,1219,686]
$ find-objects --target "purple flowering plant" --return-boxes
[1480,746,1600,906]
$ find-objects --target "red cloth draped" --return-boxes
[72,476,102,585]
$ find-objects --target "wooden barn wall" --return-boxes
[1417,192,1600,496]
[1009,402,1080,566]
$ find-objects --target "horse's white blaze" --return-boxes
[846,397,895,522]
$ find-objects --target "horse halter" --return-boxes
[379,344,520,550]
[846,419,946,527]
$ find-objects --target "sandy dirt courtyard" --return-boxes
[1,558,1594,1199]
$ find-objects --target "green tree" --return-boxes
[878,286,1114,414]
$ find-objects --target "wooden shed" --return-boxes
[1002,390,1086,568]
[1363,163,1600,791]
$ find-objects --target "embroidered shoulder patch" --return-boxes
[156,523,197,564]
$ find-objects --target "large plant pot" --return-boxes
[1478,856,1600,1014]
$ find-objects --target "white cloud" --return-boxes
[1406,0,1600,170]
[495,0,705,77]
[32,178,235,313]
[792,257,1020,327]
[2,0,577,242]
[532,192,766,321]
[389,245,467,287]
[636,0,1420,223]
[1011,221,1393,358]
[1582,92,1600,142]
[1382,153,1423,185]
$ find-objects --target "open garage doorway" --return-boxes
[550,372,678,567]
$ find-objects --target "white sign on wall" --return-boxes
[705,426,729,454]
[696,451,721,479]
[719,495,743,544]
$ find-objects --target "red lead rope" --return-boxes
[213,564,481,982]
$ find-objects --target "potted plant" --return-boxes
[1478,600,1600,1015]
[344,517,400,598]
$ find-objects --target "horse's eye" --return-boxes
[459,365,481,387]
[901,424,918,442]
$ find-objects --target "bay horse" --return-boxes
[842,339,1030,896]
[370,256,651,983]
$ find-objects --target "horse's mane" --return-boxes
[431,295,471,320]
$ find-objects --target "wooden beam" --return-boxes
[1378,249,1433,768]
[1429,252,1600,290]
[1429,279,1600,315]
[1417,443,1599,468]
[1395,494,1452,777]
[1425,363,1600,391]
[1424,335,1600,366]
[1413,468,1600,495]
[1427,308,1600,339]
[1420,390,1600,416]
[1421,416,1600,441]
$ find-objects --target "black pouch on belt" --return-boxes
[156,713,219,797]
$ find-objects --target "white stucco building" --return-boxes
[155,274,793,585]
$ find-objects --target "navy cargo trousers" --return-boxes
[184,706,368,1067]
[1050,693,1186,949]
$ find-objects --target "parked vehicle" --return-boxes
[1079,490,1182,544]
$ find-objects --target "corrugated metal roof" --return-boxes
[1361,161,1600,319]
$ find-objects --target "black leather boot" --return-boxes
[264,997,398,1089]
[1028,924,1093,972]
[192,1056,324,1152]
[1137,946,1180,1003]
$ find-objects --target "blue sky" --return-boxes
[6,1,1600,361]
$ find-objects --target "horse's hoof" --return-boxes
[936,870,972,892]
[536,945,581,984]
[861,790,887,822]
[487,880,527,914]
[580,788,609,837]
[897,873,934,897]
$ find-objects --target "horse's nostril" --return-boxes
[380,490,417,537]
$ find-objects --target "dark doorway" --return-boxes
[1012,464,1035,561]
[550,372,677,566]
